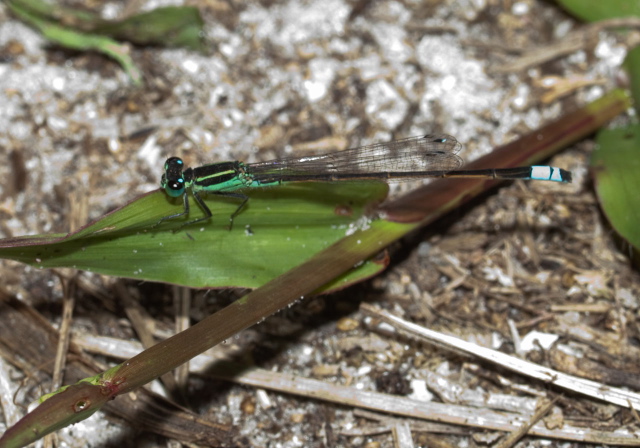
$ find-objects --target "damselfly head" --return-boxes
[162,157,186,197]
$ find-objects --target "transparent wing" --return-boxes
[246,134,463,182]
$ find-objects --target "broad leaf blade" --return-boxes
[592,126,640,251]
[0,183,388,289]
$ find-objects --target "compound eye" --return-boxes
[165,178,185,197]
[165,157,184,169]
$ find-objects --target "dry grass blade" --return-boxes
[492,17,640,73]
[360,303,640,410]
[71,333,640,446]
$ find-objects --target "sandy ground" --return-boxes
[0,0,638,447]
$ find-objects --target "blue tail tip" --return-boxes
[531,166,572,183]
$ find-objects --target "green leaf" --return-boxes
[556,0,640,22]
[0,182,389,290]
[7,0,206,83]
[624,45,640,117]
[94,7,205,52]
[7,0,143,84]
[591,126,640,251]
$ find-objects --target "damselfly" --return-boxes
[159,134,571,229]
